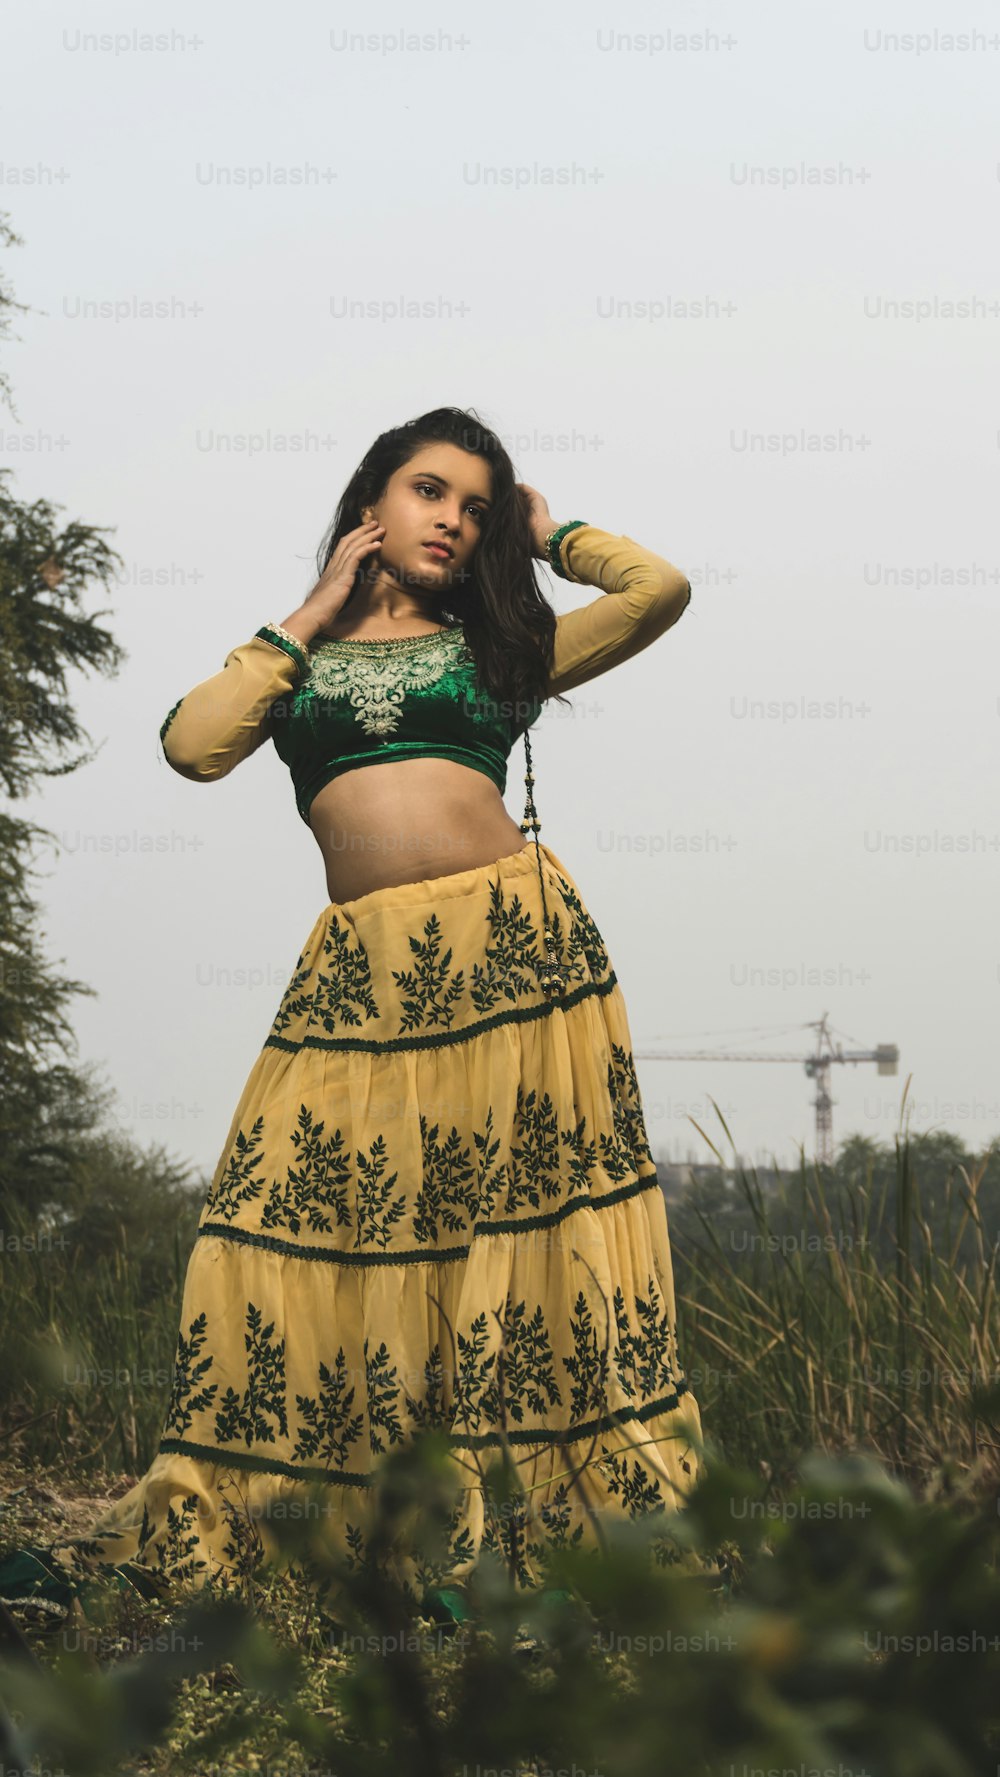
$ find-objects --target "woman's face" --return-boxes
[368,442,493,597]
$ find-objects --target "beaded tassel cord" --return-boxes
[519,516,588,998]
[520,725,569,996]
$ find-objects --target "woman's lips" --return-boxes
[423,543,451,560]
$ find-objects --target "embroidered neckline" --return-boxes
[312,625,460,651]
[303,625,472,736]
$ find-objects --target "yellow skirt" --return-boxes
[41,840,704,1613]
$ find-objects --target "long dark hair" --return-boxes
[314,406,571,730]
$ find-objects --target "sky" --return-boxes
[3,0,999,1184]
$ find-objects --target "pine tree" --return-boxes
[0,207,125,1215]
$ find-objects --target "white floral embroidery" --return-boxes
[304,629,472,737]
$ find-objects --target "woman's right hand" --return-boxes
[281,519,386,645]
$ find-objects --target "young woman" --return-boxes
[1,406,703,1625]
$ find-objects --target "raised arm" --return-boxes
[547,524,692,698]
[158,624,309,781]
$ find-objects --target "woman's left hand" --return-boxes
[516,482,559,557]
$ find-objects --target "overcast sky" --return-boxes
[4,0,998,1183]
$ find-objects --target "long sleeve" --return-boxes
[158,626,308,782]
[547,524,692,697]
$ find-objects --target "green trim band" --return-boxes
[159,696,185,746]
[196,1169,662,1269]
[157,1380,693,1486]
[255,623,310,677]
[545,520,587,580]
[265,969,619,1058]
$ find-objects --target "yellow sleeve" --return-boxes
[158,629,308,782]
[547,524,692,697]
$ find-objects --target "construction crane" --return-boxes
[633,1011,899,1166]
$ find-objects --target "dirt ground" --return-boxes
[0,1454,138,1550]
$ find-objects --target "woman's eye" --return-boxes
[416,482,484,521]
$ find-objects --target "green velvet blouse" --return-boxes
[268,623,531,823]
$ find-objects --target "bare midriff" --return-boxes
[308,757,530,903]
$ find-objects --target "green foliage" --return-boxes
[0,463,124,800]
[2,1432,1000,1775]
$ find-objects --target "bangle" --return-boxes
[256,622,311,675]
[543,520,587,580]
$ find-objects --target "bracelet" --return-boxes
[543,520,587,580]
[256,621,311,675]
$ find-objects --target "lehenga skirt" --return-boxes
[15,840,704,1618]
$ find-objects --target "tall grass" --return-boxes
[670,1096,1000,1496]
[1,1191,200,1475]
